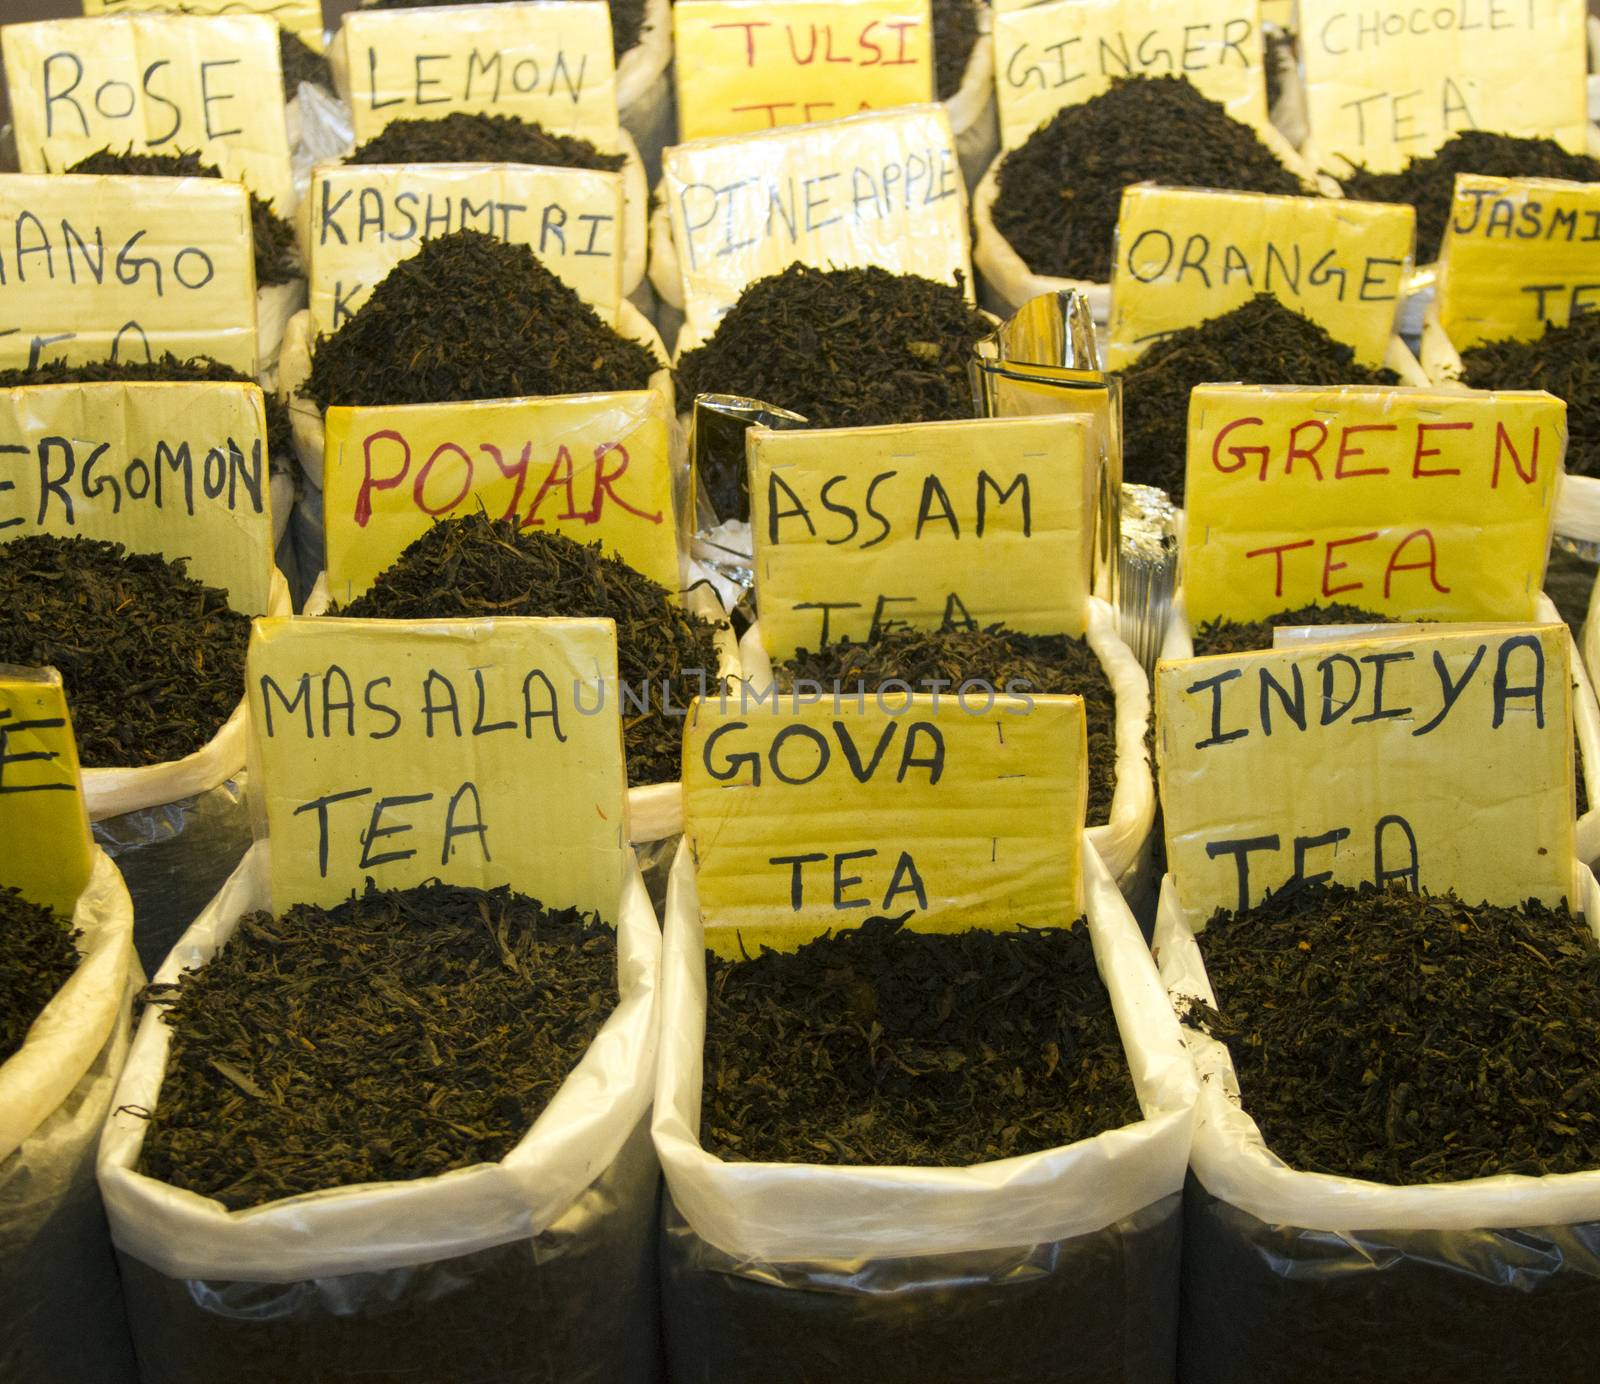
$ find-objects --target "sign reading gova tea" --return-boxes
[0,668,93,919]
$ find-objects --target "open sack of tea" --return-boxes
[653,690,1196,1382]
[0,670,140,1384]
[98,614,662,1384]
[1152,623,1600,1382]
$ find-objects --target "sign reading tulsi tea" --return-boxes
[0,668,92,921]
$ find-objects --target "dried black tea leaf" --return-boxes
[1182,882,1600,1182]
[932,0,981,100]
[991,76,1307,282]
[703,915,1142,1165]
[0,886,80,1066]
[0,534,250,768]
[345,111,625,173]
[278,28,333,95]
[1192,601,1392,656]
[303,230,658,409]
[366,0,647,59]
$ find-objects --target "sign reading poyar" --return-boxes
[80,0,325,49]
[0,668,93,920]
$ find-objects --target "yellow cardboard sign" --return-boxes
[682,692,1086,953]
[1297,0,1587,174]
[0,668,93,919]
[0,175,258,376]
[247,616,627,916]
[0,381,276,614]
[1107,185,1415,369]
[674,0,934,141]
[336,3,620,149]
[1156,625,1574,918]
[1436,175,1600,350]
[663,105,970,339]
[321,392,677,603]
[305,162,624,336]
[1260,1,1294,26]
[3,14,295,212]
[750,414,1091,658]
[80,0,326,49]
[993,0,1267,149]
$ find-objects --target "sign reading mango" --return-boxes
[1107,186,1415,369]
[1157,625,1573,918]
[0,668,92,919]
[682,693,1086,954]
[81,0,326,49]
[750,413,1091,659]
[674,0,933,140]
[0,175,258,375]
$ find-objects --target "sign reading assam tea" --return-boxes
[1182,384,1563,626]
[1297,0,1587,175]
[1156,624,1574,918]
[992,0,1266,150]
[0,380,276,614]
[682,693,1086,953]
[247,617,627,916]
[80,0,325,48]
[1107,187,1416,370]
[2,14,295,213]
[0,176,258,375]
[673,0,934,140]
[749,413,1092,658]
[0,668,92,919]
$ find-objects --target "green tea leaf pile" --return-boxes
[346,111,625,172]
[0,887,80,1067]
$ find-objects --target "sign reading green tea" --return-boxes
[682,693,1086,954]
[1107,186,1416,369]
[749,413,1092,658]
[0,668,92,919]
[1157,624,1573,918]
[247,617,627,917]
[1183,384,1563,626]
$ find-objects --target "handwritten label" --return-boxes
[1157,625,1573,917]
[322,392,676,603]
[80,0,326,49]
[3,14,295,211]
[682,693,1085,953]
[663,105,969,339]
[247,616,626,915]
[674,0,933,140]
[0,668,92,919]
[1107,186,1415,369]
[750,414,1090,659]
[336,3,620,149]
[1298,0,1587,174]
[993,0,1266,149]
[0,175,258,375]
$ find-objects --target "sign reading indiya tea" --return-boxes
[682,693,1087,954]
[0,668,93,919]
[0,382,276,614]
[247,617,627,917]
[1183,384,1563,626]
[1436,175,1600,350]
[673,0,934,141]
[992,0,1267,150]
[306,163,625,335]
[663,105,970,340]
[80,0,326,49]
[1297,0,1587,175]
[1106,186,1415,370]
[333,2,620,148]
[2,14,294,211]
[750,413,1092,659]
[321,392,677,603]
[0,176,258,375]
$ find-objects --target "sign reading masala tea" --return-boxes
[1182,384,1563,626]
[749,413,1092,659]
[79,0,325,48]
[0,668,93,919]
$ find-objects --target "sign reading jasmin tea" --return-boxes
[0,669,93,919]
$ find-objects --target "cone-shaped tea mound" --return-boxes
[992,76,1308,283]
[0,535,250,768]
[1,888,79,1066]
[367,0,646,59]
[1460,311,1600,478]
[278,28,332,94]
[346,111,625,172]
[333,515,720,787]
[1192,602,1393,656]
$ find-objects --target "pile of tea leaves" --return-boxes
[777,623,1121,824]
[1341,131,1600,262]
[1120,295,1399,500]
[1182,883,1600,1182]
[278,28,333,94]
[991,76,1307,282]
[1192,602,1392,656]
[932,0,981,99]
[346,111,625,172]
[0,535,250,767]
[0,888,80,1067]
[367,0,646,58]
[1264,27,1292,111]
[66,148,298,287]
[334,515,720,785]
[675,264,990,429]
[704,915,1141,1165]
[1459,311,1600,478]
[137,881,617,1208]
[304,230,657,408]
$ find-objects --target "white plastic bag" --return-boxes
[617,0,674,181]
